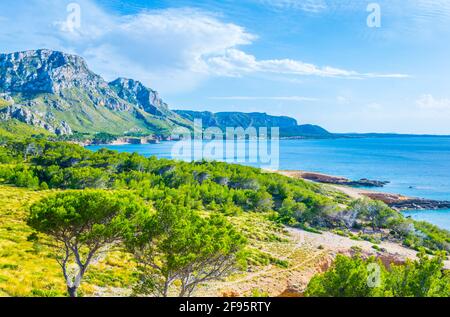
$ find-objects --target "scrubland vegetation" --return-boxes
[305,251,450,297]
[0,136,449,297]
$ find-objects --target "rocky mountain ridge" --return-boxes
[175,110,333,138]
[0,49,186,136]
[0,49,331,139]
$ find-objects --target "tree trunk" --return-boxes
[68,285,78,298]
[162,280,170,297]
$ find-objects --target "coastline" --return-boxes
[277,170,450,211]
[71,136,168,147]
[80,140,450,212]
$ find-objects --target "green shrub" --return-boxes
[305,251,450,297]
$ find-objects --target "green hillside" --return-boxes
[0,137,448,297]
[1,50,449,298]
[0,120,50,140]
[0,50,192,138]
[175,110,333,138]
[1,50,331,140]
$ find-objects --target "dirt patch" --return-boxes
[197,225,444,297]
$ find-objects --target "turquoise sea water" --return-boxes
[88,136,450,230]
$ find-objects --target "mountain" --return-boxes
[0,49,331,139]
[0,49,188,136]
[175,110,333,138]
[109,78,169,117]
[281,124,333,138]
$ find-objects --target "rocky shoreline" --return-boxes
[278,170,450,211]
[298,172,390,188]
[72,136,172,147]
[362,192,450,211]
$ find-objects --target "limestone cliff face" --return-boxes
[1,50,102,93]
[0,104,72,135]
[0,50,130,111]
[0,49,330,138]
[109,78,169,116]
[0,49,186,136]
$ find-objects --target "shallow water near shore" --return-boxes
[88,136,450,230]
[403,209,450,231]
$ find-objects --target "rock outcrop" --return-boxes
[0,104,52,131]
[0,49,130,111]
[0,49,189,136]
[362,193,450,210]
[0,104,73,135]
[299,172,389,188]
[109,78,169,117]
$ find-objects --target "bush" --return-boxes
[305,254,385,297]
[1,138,449,256]
[305,251,450,297]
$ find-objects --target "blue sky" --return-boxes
[1,0,450,134]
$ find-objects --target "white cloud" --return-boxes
[209,96,318,101]
[205,49,409,79]
[0,1,255,92]
[260,0,450,17]
[0,0,409,94]
[417,94,450,111]
[258,0,328,13]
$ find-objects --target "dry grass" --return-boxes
[196,212,330,297]
[0,185,135,297]
[0,185,330,297]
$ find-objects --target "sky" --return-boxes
[0,0,450,134]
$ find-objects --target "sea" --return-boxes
[87,136,450,231]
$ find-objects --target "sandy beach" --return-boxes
[277,170,450,210]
